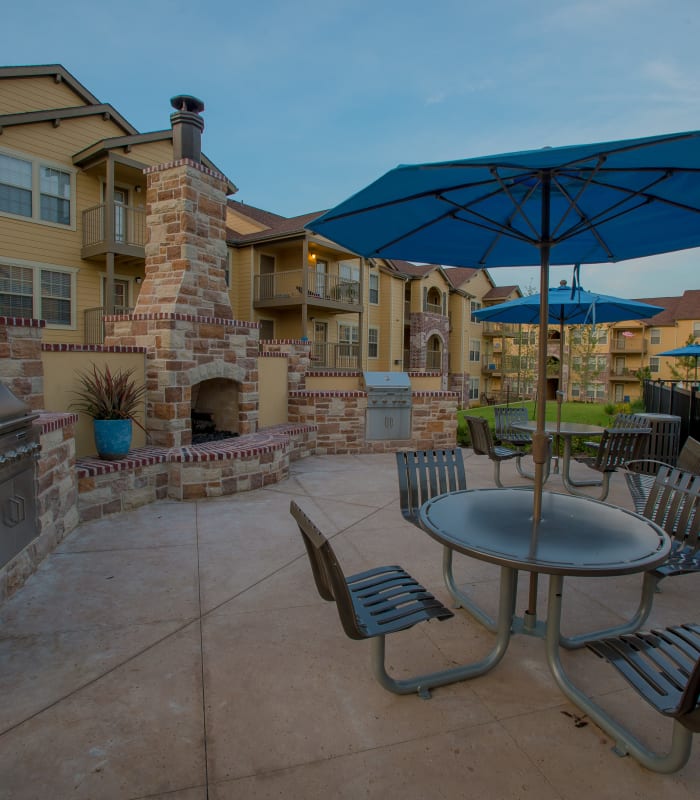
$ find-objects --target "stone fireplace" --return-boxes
[105,95,259,448]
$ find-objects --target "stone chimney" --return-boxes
[170,94,205,162]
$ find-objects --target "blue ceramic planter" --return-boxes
[93,419,133,460]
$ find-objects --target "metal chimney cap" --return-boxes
[170,95,205,114]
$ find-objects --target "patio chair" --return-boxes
[625,436,700,513]
[584,623,700,771]
[289,500,477,698]
[395,448,499,630]
[395,448,467,526]
[493,406,532,448]
[568,425,651,501]
[464,415,537,487]
[560,466,700,649]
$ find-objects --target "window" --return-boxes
[368,327,378,358]
[339,260,360,282]
[0,260,74,326]
[369,273,379,304]
[571,382,580,398]
[650,328,661,344]
[339,323,359,345]
[595,328,608,345]
[468,377,480,400]
[0,153,32,217]
[694,322,700,338]
[0,149,73,227]
[649,357,660,374]
[470,300,482,322]
[469,338,480,362]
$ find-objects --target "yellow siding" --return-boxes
[42,349,146,457]
[258,356,288,426]
[1,115,127,164]
[0,75,90,113]
[127,140,179,167]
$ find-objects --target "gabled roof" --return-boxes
[226,201,327,245]
[0,64,100,105]
[443,266,480,288]
[73,131,237,194]
[382,259,442,277]
[628,289,700,326]
[0,104,137,136]
[484,285,522,301]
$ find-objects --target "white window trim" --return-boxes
[0,256,77,329]
[369,273,379,305]
[368,326,379,358]
[0,146,77,230]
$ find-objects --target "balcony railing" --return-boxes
[423,301,444,315]
[84,306,133,345]
[254,270,360,306]
[82,204,146,252]
[309,342,360,369]
[610,337,647,354]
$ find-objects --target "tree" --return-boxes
[667,334,699,384]
[568,324,609,401]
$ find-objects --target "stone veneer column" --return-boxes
[0,317,45,409]
[105,159,259,448]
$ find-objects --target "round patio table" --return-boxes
[418,487,673,771]
[512,419,605,491]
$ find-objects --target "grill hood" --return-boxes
[0,382,32,423]
[361,372,411,391]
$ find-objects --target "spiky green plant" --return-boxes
[70,363,146,428]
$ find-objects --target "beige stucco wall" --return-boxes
[42,350,147,457]
[258,356,289,427]
[304,374,362,390]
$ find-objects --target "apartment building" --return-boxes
[0,64,235,346]
[1,64,697,407]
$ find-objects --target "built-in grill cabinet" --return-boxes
[362,372,412,440]
[0,384,40,568]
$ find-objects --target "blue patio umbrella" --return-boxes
[473,282,664,460]
[306,130,700,569]
[658,343,700,381]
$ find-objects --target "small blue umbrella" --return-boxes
[473,282,664,457]
[658,343,700,381]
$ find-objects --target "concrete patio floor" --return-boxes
[1,449,699,799]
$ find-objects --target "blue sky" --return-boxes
[4,0,699,299]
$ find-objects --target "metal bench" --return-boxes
[395,448,467,526]
[625,436,700,513]
[493,406,532,447]
[465,415,542,487]
[570,426,651,501]
[585,623,700,771]
[290,499,481,698]
[560,466,700,650]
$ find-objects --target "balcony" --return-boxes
[81,204,146,259]
[610,336,647,354]
[482,356,501,375]
[423,301,444,315]
[253,270,361,311]
[309,342,360,369]
[610,367,641,382]
[84,306,134,344]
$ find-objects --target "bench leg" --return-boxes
[370,566,517,697]
[545,575,695,773]
[443,546,499,632]
[559,572,658,649]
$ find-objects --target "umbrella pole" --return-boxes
[526,179,552,627]
[554,319,565,474]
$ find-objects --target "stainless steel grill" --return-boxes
[0,383,40,568]
[362,372,412,440]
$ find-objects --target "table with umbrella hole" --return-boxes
[418,487,671,767]
[512,419,606,492]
